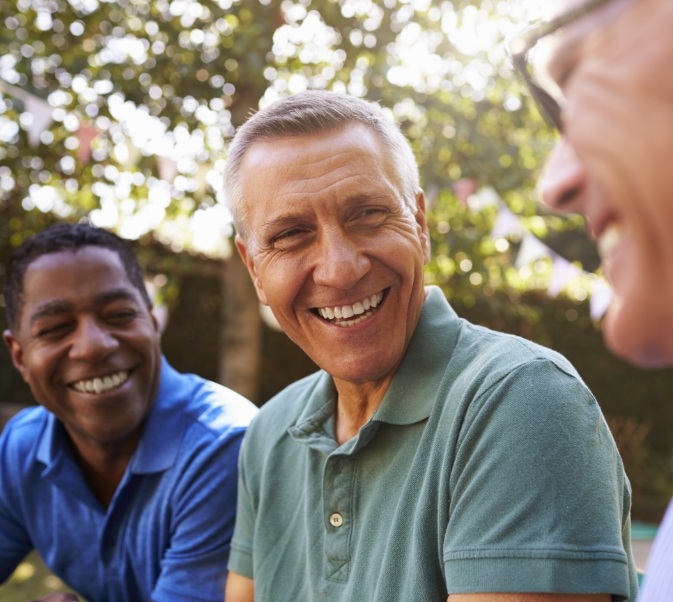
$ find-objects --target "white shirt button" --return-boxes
[329,512,344,528]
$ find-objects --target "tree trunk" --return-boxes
[219,252,262,405]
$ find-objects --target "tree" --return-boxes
[2,0,673,519]
[0,0,557,395]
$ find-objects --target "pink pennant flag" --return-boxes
[452,178,478,207]
[76,122,99,164]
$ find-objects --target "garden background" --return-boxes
[1,0,671,598]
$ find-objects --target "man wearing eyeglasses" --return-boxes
[511,0,673,599]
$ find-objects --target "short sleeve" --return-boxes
[0,419,34,583]
[150,428,246,602]
[444,360,634,599]
[226,430,255,579]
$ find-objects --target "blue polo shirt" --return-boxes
[0,357,257,602]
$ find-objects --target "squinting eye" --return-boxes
[36,320,74,339]
[274,228,304,241]
[107,310,137,323]
[270,227,312,249]
[353,207,389,224]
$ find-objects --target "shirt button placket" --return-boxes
[323,455,354,580]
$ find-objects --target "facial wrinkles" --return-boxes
[538,0,634,95]
[260,178,395,252]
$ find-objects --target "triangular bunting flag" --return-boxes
[590,279,614,320]
[548,255,583,298]
[157,156,178,183]
[491,205,523,240]
[23,95,53,147]
[515,233,552,268]
[76,122,99,164]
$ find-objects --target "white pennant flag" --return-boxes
[491,205,523,240]
[468,185,501,212]
[548,255,583,298]
[590,278,614,320]
[515,233,552,268]
[157,156,178,183]
[24,95,53,147]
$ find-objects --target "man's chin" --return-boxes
[604,302,673,369]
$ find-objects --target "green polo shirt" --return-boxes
[229,286,637,601]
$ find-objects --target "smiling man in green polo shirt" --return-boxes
[222,90,637,602]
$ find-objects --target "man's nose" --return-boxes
[538,137,587,214]
[312,228,371,289]
[69,317,119,361]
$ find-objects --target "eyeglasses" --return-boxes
[508,0,617,132]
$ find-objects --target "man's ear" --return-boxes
[414,190,431,264]
[235,234,269,305]
[3,329,28,383]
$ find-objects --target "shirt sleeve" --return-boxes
[443,359,636,599]
[150,427,246,602]
[0,419,34,583]
[225,429,255,579]
[638,498,673,600]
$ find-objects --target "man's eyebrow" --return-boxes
[29,300,74,324]
[94,288,142,306]
[261,215,306,230]
[29,288,142,324]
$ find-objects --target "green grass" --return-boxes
[0,551,82,601]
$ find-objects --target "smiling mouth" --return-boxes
[314,290,386,327]
[597,222,623,262]
[70,370,130,394]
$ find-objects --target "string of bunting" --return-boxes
[454,179,613,320]
[2,80,614,322]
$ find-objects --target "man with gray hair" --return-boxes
[223,90,637,601]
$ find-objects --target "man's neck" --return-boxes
[333,376,392,445]
[67,429,142,508]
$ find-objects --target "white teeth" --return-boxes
[72,371,129,394]
[317,291,384,322]
[597,223,623,260]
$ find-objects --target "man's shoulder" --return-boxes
[455,318,582,381]
[158,364,258,437]
[0,405,48,442]
[0,406,48,469]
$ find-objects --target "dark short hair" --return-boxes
[4,222,151,331]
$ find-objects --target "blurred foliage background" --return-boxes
[1,0,672,597]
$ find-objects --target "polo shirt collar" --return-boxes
[129,356,185,474]
[290,286,460,449]
[372,286,460,426]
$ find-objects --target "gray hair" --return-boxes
[223,90,421,241]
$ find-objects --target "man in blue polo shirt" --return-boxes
[222,91,637,601]
[0,223,257,602]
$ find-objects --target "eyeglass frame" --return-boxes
[508,0,616,132]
